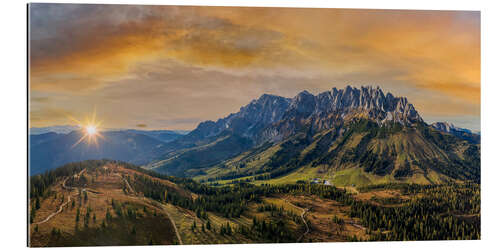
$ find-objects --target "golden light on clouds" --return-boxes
[29,4,480,131]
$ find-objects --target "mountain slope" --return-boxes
[147,133,253,177]
[30,159,479,246]
[195,119,479,185]
[150,86,480,186]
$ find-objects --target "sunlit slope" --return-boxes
[196,119,480,186]
[146,133,253,177]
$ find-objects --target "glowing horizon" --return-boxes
[29,4,480,131]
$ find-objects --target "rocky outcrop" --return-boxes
[184,85,424,144]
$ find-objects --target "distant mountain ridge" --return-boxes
[431,122,480,144]
[30,125,80,135]
[29,86,480,185]
[29,129,188,175]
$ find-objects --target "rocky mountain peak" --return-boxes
[188,85,424,143]
[294,85,423,125]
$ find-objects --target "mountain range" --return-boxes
[30,125,80,135]
[30,86,480,186]
[29,129,186,175]
[146,86,480,185]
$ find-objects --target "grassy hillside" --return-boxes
[193,119,479,187]
[147,134,253,177]
[29,160,480,246]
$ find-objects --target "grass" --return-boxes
[29,165,178,247]
[284,194,369,242]
[196,142,283,182]
[31,161,473,246]
[262,197,303,215]
[253,164,320,185]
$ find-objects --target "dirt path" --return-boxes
[34,195,71,225]
[123,177,136,195]
[345,220,366,230]
[282,198,310,242]
[33,169,184,245]
[33,169,89,225]
[158,203,184,245]
[114,172,137,195]
[117,173,183,245]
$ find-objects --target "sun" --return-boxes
[67,108,104,148]
[86,125,97,136]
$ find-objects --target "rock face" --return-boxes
[288,86,423,125]
[186,85,424,144]
[184,94,291,142]
[152,85,480,183]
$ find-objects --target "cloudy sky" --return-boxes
[29,4,480,131]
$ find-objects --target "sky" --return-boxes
[29,4,480,132]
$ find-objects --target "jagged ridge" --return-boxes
[150,85,480,185]
[186,85,423,144]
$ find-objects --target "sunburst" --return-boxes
[68,108,105,148]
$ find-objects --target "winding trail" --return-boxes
[33,168,184,245]
[282,198,310,242]
[34,195,71,225]
[33,169,86,225]
[117,172,183,245]
[158,203,184,245]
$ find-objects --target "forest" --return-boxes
[30,160,480,242]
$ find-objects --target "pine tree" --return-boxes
[76,207,80,222]
[35,197,40,210]
[226,222,232,236]
[106,208,112,221]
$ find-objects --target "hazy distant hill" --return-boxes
[431,122,480,144]
[29,129,187,175]
[124,129,188,143]
[30,125,80,135]
[148,86,480,185]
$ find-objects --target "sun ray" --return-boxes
[67,107,105,148]
[71,134,88,148]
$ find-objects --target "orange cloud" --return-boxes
[198,8,480,104]
[29,5,480,129]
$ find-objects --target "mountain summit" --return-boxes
[186,86,423,144]
[150,86,480,186]
[287,85,422,124]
